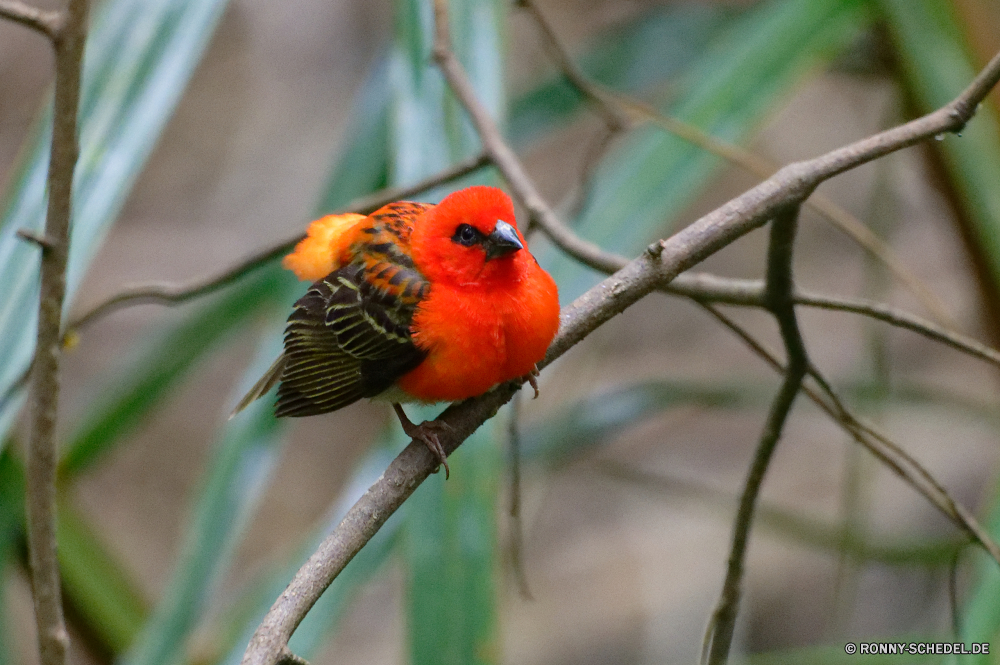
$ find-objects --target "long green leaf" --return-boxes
[214,447,400,665]
[538,0,871,303]
[521,380,759,466]
[404,424,501,665]
[126,47,399,664]
[509,4,740,145]
[121,333,291,665]
[57,500,148,653]
[390,0,506,663]
[0,0,232,443]
[60,266,291,477]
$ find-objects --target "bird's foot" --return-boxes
[522,365,540,399]
[393,404,452,479]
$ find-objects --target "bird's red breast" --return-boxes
[273,185,559,414]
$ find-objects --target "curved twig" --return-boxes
[668,272,1000,369]
[0,0,62,38]
[699,303,1000,568]
[64,153,490,334]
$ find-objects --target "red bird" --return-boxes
[233,185,560,476]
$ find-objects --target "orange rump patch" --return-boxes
[282,213,367,281]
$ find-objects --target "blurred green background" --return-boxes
[2,0,1000,663]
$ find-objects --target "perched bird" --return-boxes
[232,185,560,476]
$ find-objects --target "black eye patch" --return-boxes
[452,223,483,247]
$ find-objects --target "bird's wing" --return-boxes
[275,252,430,417]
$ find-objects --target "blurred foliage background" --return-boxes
[2,0,1000,663]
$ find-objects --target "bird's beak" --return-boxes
[484,220,523,261]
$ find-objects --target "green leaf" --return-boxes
[60,266,291,477]
[214,447,401,665]
[536,0,871,303]
[521,380,759,466]
[0,0,233,443]
[389,0,506,662]
[878,2,1000,296]
[128,45,400,664]
[122,332,292,665]
[57,501,149,653]
[509,4,740,145]
[404,422,501,665]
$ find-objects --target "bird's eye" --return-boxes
[453,223,480,247]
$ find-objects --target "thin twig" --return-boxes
[26,1,87,665]
[699,304,1000,568]
[599,461,963,566]
[240,7,1000,661]
[704,207,808,665]
[516,0,959,330]
[66,153,491,334]
[507,393,533,600]
[668,272,1000,369]
[0,0,62,38]
[431,0,621,274]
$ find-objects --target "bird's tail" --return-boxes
[229,354,287,419]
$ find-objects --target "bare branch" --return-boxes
[700,304,1000,568]
[25,1,88,664]
[668,272,1000,369]
[704,207,808,665]
[0,0,62,39]
[66,153,490,334]
[241,1,1000,659]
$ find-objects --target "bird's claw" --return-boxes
[404,419,452,479]
[522,365,540,399]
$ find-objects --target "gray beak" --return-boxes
[484,220,523,261]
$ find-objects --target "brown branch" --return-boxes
[0,0,62,38]
[668,272,1000,369]
[700,304,1000,568]
[241,3,1000,660]
[66,153,490,334]
[430,0,621,274]
[26,1,87,665]
[704,207,808,665]
[516,0,959,329]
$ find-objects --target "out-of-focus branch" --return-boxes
[516,0,958,330]
[0,0,62,38]
[700,303,1000,568]
[25,1,87,664]
[704,207,808,665]
[668,272,1000,369]
[66,153,490,334]
[240,0,1000,659]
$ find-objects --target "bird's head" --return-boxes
[411,186,528,287]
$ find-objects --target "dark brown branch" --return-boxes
[0,0,62,38]
[26,2,87,665]
[65,153,490,334]
[241,4,1000,660]
[704,207,808,665]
